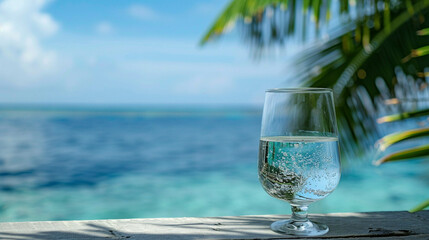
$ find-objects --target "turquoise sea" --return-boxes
[0,106,427,222]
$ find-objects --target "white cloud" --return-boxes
[0,1,292,105]
[0,0,59,86]
[128,4,159,21]
[95,21,113,34]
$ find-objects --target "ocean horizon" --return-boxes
[0,103,262,112]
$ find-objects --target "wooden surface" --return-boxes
[0,211,428,239]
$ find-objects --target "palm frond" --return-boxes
[200,0,289,45]
[303,1,429,156]
[410,199,429,212]
[374,143,429,165]
[417,27,429,35]
[201,0,341,52]
[201,0,397,51]
[375,127,429,151]
[377,108,429,123]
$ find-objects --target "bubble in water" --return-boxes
[258,136,340,203]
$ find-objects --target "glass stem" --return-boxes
[291,205,309,222]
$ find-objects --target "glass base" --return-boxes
[270,219,329,236]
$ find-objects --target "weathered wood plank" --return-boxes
[0,211,427,239]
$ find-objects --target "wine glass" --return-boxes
[258,88,341,236]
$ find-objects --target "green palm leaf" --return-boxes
[376,127,429,151]
[374,144,429,165]
[201,0,339,52]
[200,0,290,45]
[410,199,429,212]
[417,27,429,35]
[377,108,429,123]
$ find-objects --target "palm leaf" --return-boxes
[303,1,429,156]
[376,127,429,151]
[200,0,288,45]
[374,144,429,165]
[201,0,338,51]
[417,27,429,35]
[410,199,429,212]
[413,45,429,57]
[377,108,429,123]
[201,0,395,51]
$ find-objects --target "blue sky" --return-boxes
[0,0,293,106]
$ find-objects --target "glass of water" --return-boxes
[258,88,341,236]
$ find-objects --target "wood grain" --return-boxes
[0,210,428,239]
